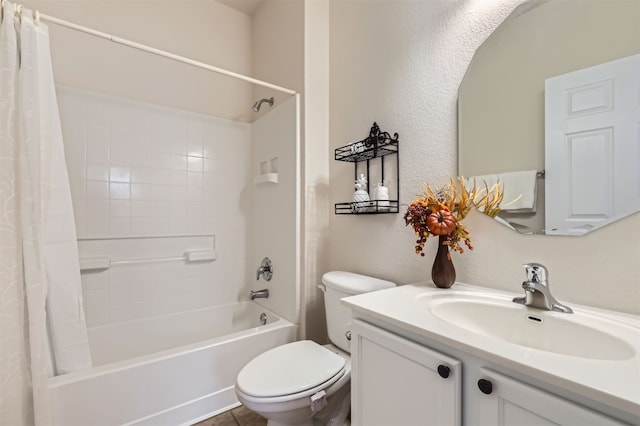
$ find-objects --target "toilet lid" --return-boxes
[237,340,346,398]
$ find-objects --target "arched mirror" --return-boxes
[458,0,640,235]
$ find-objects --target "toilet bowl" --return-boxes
[236,341,351,426]
[235,271,396,426]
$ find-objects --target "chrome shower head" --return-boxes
[252,97,274,112]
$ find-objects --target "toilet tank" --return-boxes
[321,271,396,353]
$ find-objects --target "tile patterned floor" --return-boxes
[194,405,267,426]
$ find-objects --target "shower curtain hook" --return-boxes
[33,8,40,25]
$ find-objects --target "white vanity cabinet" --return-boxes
[351,320,462,426]
[351,318,630,426]
[468,368,628,426]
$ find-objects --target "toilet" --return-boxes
[235,271,396,426]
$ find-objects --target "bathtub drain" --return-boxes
[260,312,268,325]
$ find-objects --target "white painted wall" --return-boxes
[252,0,331,339]
[329,0,640,315]
[302,0,331,342]
[22,0,253,121]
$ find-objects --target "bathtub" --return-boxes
[47,302,297,426]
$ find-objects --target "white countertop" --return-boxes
[342,282,640,417]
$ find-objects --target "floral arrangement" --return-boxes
[404,177,503,258]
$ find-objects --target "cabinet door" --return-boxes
[469,368,628,426]
[351,320,461,426]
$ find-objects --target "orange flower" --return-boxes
[404,176,503,257]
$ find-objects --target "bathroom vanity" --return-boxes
[342,284,640,426]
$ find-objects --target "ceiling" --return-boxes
[217,0,264,16]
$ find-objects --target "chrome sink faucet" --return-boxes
[513,263,573,313]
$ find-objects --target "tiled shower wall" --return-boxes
[57,87,250,326]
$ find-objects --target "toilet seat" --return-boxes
[236,340,346,402]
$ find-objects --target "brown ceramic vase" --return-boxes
[431,235,456,289]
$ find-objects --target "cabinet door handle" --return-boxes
[345,330,351,341]
[437,364,450,379]
[477,378,493,395]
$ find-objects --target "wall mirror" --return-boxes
[458,0,640,236]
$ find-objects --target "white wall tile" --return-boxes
[73,216,86,236]
[86,288,109,308]
[85,217,109,235]
[110,217,132,235]
[61,124,86,163]
[151,201,170,217]
[171,154,187,170]
[203,158,215,173]
[170,170,188,186]
[110,200,131,217]
[203,139,216,159]
[131,149,152,168]
[85,307,109,327]
[85,98,111,127]
[86,163,109,181]
[169,185,188,202]
[152,152,172,169]
[151,185,168,201]
[86,199,109,217]
[169,218,188,234]
[85,134,108,162]
[187,171,203,187]
[109,267,132,286]
[86,181,109,199]
[131,200,152,217]
[72,198,86,219]
[187,156,203,172]
[109,304,132,323]
[69,178,86,199]
[109,183,131,200]
[170,138,188,155]
[131,183,153,200]
[82,271,107,291]
[187,186,203,202]
[67,161,87,182]
[109,285,132,305]
[109,166,131,183]
[109,145,132,165]
[60,88,251,325]
[169,203,187,217]
[131,217,152,235]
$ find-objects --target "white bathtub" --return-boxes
[47,302,297,426]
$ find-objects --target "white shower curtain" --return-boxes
[0,2,91,425]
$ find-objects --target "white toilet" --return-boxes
[235,271,396,426]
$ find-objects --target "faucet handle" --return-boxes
[257,257,273,281]
[523,262,548,284]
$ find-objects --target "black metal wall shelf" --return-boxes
[335,122,399,215]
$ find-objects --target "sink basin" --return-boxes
[420,292,638,360]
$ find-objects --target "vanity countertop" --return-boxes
[342,283,640,417]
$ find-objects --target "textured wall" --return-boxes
[329,0,640,315]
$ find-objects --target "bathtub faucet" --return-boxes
[256,257,273,281]
[250,289,270,300]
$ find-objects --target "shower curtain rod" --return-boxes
[35,11,297,96]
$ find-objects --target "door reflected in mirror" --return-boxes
[458,0,640,236]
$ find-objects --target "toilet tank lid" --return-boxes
[322,271,396,295]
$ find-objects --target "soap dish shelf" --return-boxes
[334,122,399,215]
